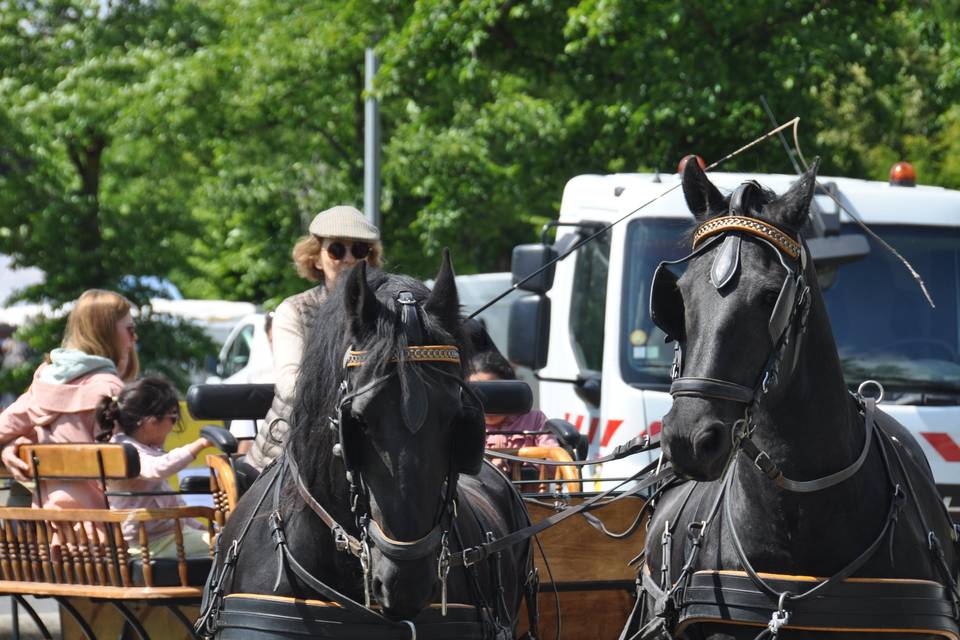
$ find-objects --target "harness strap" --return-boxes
[287,453,363,557]
[270,456,394,624]
[670,378,754,404]
[195,457,284,636]
[877,421,960,610]
[737,397,875,493]
[723,420,905,607]
[484,431,660,467]
[452,460,672,568]
[367,519,445,561]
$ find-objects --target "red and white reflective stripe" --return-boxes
[561,414,661,449]
[921,432,960,462]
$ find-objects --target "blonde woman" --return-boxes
[0,289,139,508]
[247,206,383,470]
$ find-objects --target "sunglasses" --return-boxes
[325,241,371,261]
[123,324,137,338]
[161,413,180,424]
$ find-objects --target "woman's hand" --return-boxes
[1,443,30,482]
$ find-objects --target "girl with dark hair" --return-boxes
[95,376,211,557]
[467,351,559,473]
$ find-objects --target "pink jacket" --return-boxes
[106,434,204,544]
[0,364,124,509]
[485,410,560,474]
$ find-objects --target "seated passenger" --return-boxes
[94,376,211,558]
[0,289,138,509]
[467,351,559,475]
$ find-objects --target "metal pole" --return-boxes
[363,47,381,229]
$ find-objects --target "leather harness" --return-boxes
[631,194,960,639]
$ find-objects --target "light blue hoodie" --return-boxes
[38,348,118,385]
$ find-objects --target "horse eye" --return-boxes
[761,289,780,309]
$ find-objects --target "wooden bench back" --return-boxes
[17,443,140,481]
[0,506,215,595]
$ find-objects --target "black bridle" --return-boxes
[651,182,810,408]
[647,184,867,491]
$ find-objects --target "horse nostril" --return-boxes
[694,423,727,460]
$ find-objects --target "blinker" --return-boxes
[710,235,741,290]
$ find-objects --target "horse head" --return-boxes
[335,251,483,620]
[655,159,820,480]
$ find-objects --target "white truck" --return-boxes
[507,166,960,514]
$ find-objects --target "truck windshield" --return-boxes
[621,220,960,397]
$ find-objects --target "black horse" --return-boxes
[624,161,960,640]
[197,254,533,639]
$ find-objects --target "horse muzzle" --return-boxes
[662,401,734,481]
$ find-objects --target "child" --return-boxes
[94,376,211,558]
[467,350,559,474]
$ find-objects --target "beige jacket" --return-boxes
[247,286,326,469]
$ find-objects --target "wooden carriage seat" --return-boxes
[489,446,581,494]
[207,453,239,526]
[0,443,216,597]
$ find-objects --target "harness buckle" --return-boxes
[687,520,707,546]
[438,532,451,616]
[462,545,484,568]
[359,527,373,608]
[269,511,286,548]
[223,539,240,566]
[929,531,944,557]
[333,527,350,553]
[753,450,776,476]
[767,592,792,637]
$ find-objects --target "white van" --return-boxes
[508,169,960,512]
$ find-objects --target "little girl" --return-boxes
[94,376,211,558]
[467,350,559,474]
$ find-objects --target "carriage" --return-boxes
[2,160,959,640]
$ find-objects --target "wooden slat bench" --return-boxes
[0,442,218,639]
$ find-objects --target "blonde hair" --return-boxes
[63,290,139,381]
[291,235,384,283]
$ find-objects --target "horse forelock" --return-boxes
[288,268,469,492]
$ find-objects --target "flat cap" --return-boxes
[308,205,380,242]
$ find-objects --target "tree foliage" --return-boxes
[0,0,957,392]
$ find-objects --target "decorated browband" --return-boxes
[692,215,801,261]
[345,345,461,368]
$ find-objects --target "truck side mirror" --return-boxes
[511,244,558,294]
[508,294,550,370]
[573,371,602,408]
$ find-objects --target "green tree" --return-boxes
[0,0,220,390]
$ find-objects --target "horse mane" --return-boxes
[286,267,469,492]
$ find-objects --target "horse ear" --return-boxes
[681,158,727,222]
[767,157,820,230]
[424,248,460,329]
[344,261,378,338]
